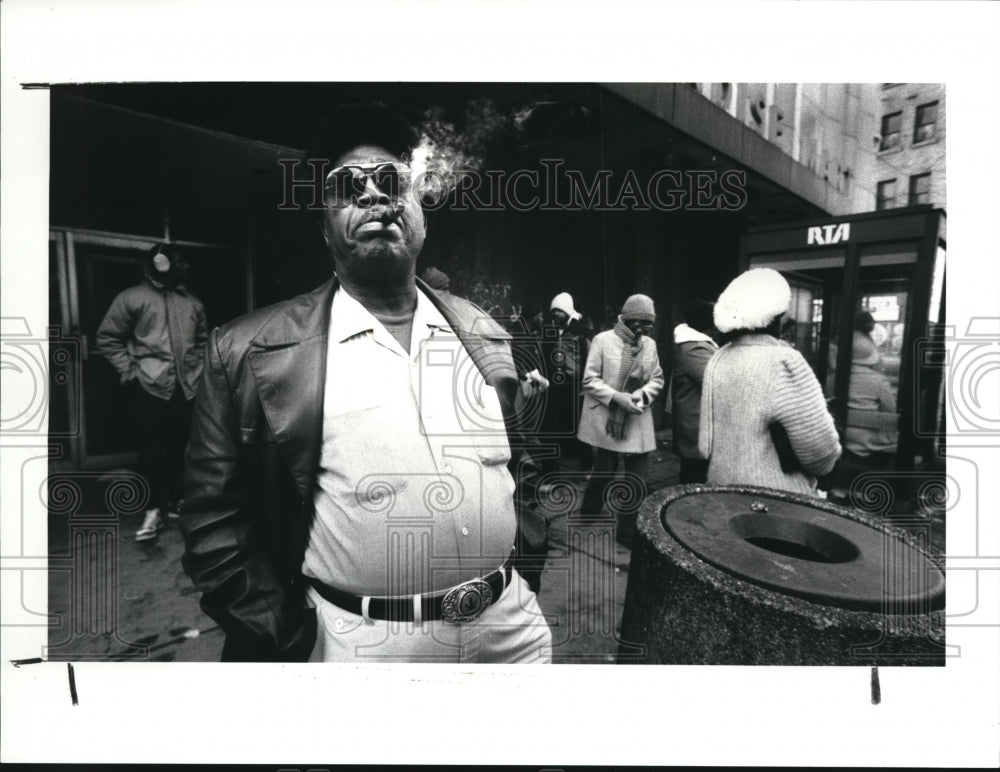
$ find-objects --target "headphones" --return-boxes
[152,251,172,273]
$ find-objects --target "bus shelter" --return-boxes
[739,206,946,492]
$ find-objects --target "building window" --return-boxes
[876,179,897,210]
[914,101,938,143]
[909,173,931,205]
[880,112,902,150]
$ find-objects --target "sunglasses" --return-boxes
[323,162,412,205]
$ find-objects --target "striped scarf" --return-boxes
[606,320,643,440]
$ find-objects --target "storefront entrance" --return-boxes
[49,227,250,470]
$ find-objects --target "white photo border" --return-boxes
[2,0,998,766]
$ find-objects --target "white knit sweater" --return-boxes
[698,334,841,496]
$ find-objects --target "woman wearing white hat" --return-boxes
[699,268,841,496]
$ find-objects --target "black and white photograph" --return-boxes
[2,1,998,768]
[40,79,950,666]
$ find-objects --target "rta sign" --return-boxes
[806,222,851,245]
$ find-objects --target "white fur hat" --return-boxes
[714,268,791,333]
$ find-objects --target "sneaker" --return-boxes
[135,510,163,541]
[166,499,184,520]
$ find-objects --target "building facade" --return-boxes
[678,82,945,216]
[872,83,946,210]
[48,82,945,468]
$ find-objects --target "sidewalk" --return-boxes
[47,430,942,662]
[534,435,680,663]
[47,494,225,662]
[46,439,681,663]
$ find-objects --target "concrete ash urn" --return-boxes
[618,485,945,665]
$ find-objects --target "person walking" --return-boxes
[577,294,664,545]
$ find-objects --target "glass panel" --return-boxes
[876,179,896,210]
[859,242,919,267]
[880,112,901,150]
[914,102,937,143]
[860,250,917,267]
[909,173,931,204]
[81,247,146,456]
[48,237,73,461]
[840,288,907,476]
[823,292,842,399]
[781,281,820,369]
[749,248,846,272]
[929,244,946,324]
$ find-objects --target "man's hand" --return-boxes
[525,368,550,392]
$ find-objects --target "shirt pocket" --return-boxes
[320,400,421,506]
[471,384,512,466]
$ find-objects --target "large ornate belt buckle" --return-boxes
[441,578,493,623]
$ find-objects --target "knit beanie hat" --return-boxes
[550,292,577,317]
[621,294,656,322]
[713,268,790,333]
[419,266,450,291]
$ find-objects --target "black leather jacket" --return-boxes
[179,277,544,661]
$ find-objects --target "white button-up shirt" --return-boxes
[301,287,517,596]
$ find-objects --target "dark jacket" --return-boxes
[541,316,594,392]
[670,324,719,459]
[179,277,543,662]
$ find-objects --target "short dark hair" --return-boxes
[306,102,419,166]
[681,299,715,333]
[855,310,876,335]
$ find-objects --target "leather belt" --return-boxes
[306,553,515,624]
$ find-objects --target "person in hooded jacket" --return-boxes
[96,244,207,540]
[670,299,718,484]
[538,291,596,480]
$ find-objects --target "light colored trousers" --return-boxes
[307,570,553,663]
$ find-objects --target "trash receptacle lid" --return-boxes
[663,488,944,612]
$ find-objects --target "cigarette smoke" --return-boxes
[406,99,596,207]
[406,99,514,206]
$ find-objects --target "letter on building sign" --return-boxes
[806,222,850,246]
